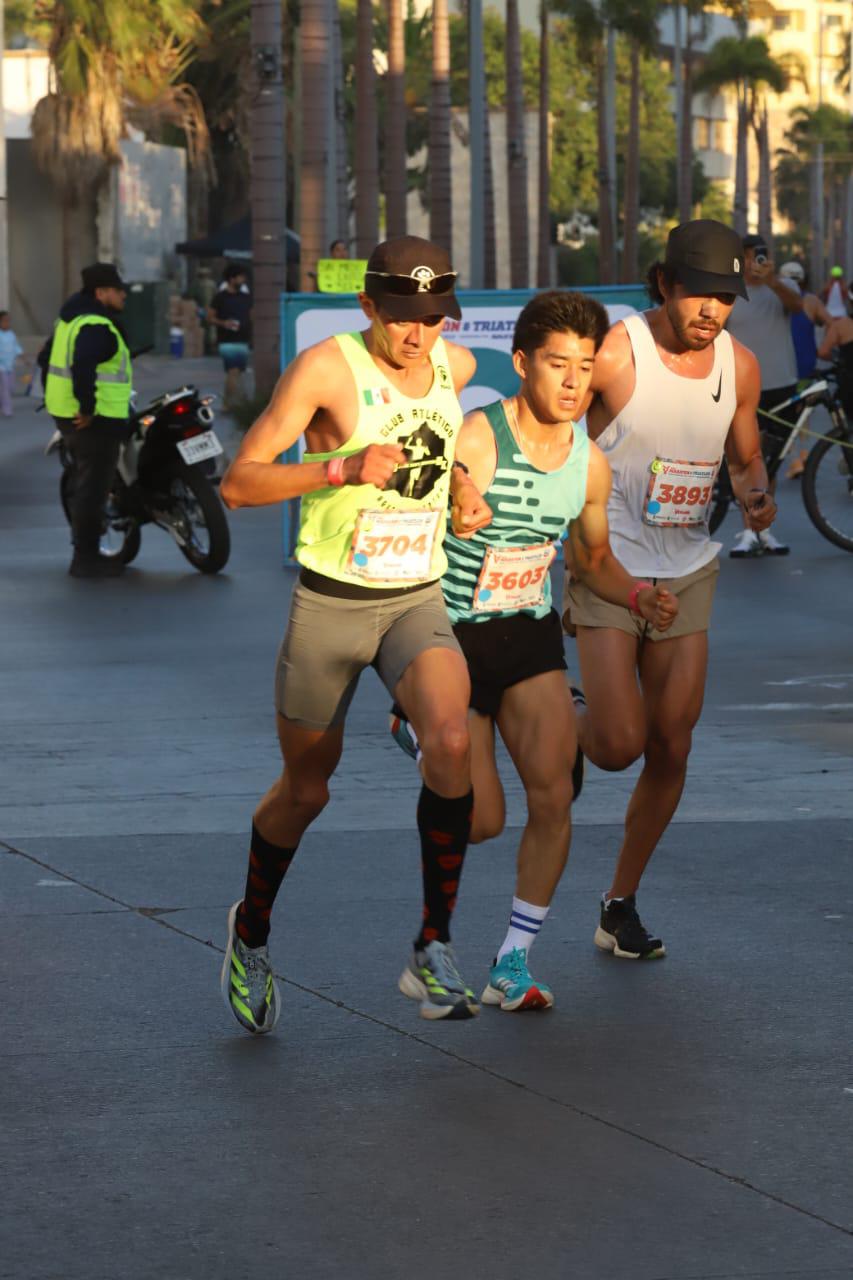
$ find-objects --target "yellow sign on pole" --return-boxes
[316,259,368,294]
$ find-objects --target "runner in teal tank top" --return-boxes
[392,291,680,1012]
[442,398,589,624]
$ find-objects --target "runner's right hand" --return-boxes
[343,443,407,487]
[637,584,678,632]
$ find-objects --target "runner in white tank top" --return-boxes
[563,219,779,960]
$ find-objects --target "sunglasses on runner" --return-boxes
[364,270,458,296]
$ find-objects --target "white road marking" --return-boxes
[37,878,75,887]
[825,914,844,920]
[765,674,853,689]
[720,702,853,712]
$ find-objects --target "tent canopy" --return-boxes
[176,215,300,264]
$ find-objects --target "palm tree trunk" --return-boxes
[536,0,550,286]
[385,0,406,238]
[300,0,329,291]
[596,40,615,284]
[678,17,694,222]
[483,101,497,288]
[250,0,287,398]
[355,0,379,254]
[506,0,529,286]
[621,37,640,284]
[429,0,452,249]
[733,83,748,235]
[756,99,772,251]
[332,2,349,242]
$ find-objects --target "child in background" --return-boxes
[0,311,23,416]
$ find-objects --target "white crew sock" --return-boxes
[496,897,550,961]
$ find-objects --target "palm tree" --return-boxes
[248,0,286,399]
[385,0,407,238]
[614,0,660,283]
[506,0,529,286]
[536,0,550,287]
[299,0,330,289]
[777,104,853,283]
[694,34,792,238]
[430,0,453,249]
[355,0,379,253]
[30,0,208,294]
[565,0,614,283]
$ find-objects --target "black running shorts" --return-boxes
[452,608,567,718]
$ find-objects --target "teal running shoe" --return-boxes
[389,703,422,763]
[481,947,554,1012]
[220,901,281,1034]
[398,940,479,1020]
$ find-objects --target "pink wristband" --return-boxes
[628,580,653,615]
[326,456,346,487]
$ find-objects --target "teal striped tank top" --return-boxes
[442,399,590,624]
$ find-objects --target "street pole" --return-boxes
[846,13,853,279]
[673,0,683,227]
[249,0,287,401]
[606,22,617,272]
[469,0,484,288]
[0,4,9,310]
[812,3,826,288]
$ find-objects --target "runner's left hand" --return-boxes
[637,584,679,632]
[451,484,493,538]
[744,490,777,531]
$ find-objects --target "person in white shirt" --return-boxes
[0,311,23,417]
[564,219,777,960]
[725,234,803,557]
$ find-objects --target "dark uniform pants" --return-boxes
[55,416,130,557]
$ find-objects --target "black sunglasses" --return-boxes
[365,270,458,296]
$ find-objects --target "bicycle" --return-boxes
[709,370,853,553]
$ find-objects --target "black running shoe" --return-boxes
[569,686,585,802]
[594,894,665,959]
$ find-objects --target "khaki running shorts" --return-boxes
[276,575,463,730]
[563,557,720,643]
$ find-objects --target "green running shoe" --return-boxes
[398,940,479,1020]
[481,947,554,1012]
[220,901,281,1034]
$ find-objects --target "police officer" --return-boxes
[45,263,132,578]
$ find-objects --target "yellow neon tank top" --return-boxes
[297,332,463,587]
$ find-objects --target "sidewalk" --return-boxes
[1,384,852,1280]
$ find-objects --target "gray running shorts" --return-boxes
[275,576,463,730]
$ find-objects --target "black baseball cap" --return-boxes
[664,220,748,299]
[364,236,461,321]
[81,263,128,293]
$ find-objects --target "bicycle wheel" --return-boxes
[801,427,853,552]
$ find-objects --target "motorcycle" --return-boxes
[46,385,231,574]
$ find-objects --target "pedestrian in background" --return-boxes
[777,261,831,478]
[725,234,802,557]
[43,263,133,578]
[208,263,252,410]
[822,265,848,319]
[0,311,23,417]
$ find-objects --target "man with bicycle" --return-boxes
[725,234,803,557]
[563,219,777,959]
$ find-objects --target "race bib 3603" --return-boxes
[346,508,441,583]
[472,542,555,613]
[643,456,720,527]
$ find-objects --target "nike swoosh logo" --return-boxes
[712,372,722,403]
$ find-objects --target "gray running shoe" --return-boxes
[220,901,281,1034]
[398,940,480,1020]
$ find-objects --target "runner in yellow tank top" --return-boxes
[216,236,492,1034]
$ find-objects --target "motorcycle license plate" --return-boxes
[176,430,223,465]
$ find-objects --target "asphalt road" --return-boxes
[2,358,852,1280]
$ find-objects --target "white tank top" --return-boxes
[596,313,736,578]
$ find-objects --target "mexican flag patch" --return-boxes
[364,387,391,406]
